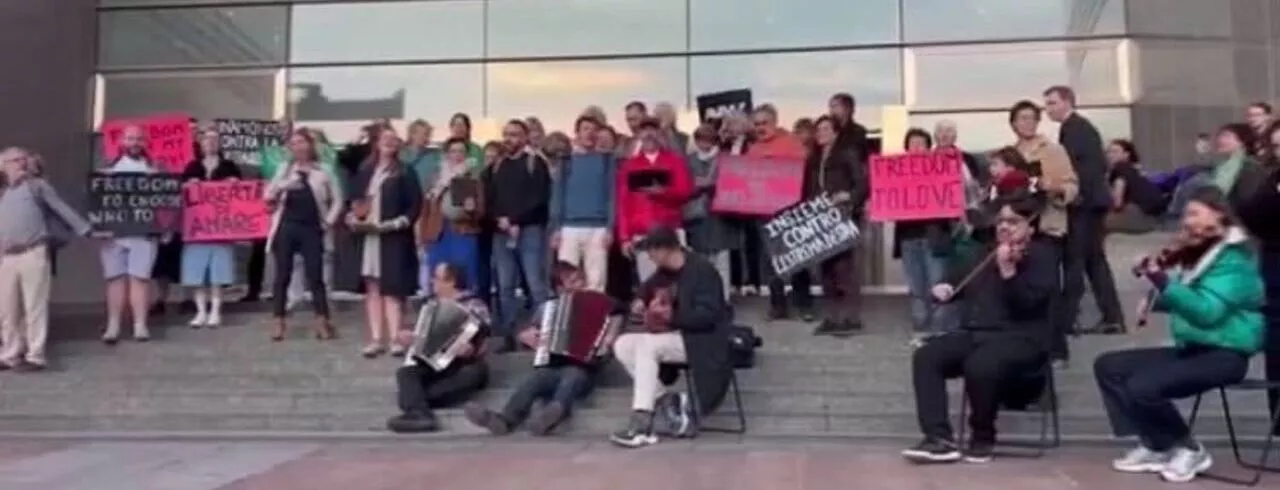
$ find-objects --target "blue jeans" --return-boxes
[500,365,592,423]
[901,237,954,333]
[492,224,549,335]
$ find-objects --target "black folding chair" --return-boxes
[1187,379,1280,486]
[957,363,1062,457]
[664,363,747,434]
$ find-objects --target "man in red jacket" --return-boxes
[616,118,694,281]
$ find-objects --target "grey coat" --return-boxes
[682,152,737,254]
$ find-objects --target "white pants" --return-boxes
[0,245,51,366]
[613,331,688,411]
[557,226,610,291]
[634,229,687,282]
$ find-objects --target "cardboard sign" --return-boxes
[762,194,860,278]
[709,156,803,216]
[215,119,287,166]
[182,180,270,243]
[86,173,184,236]
[101,114,194,173]
[696,89,753,123]
[868,150,966,222]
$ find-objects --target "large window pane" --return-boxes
[910,40,1124,111]
[102,70,277,121]
[903,0,1125,43]
[290,1,484,64]
[691,49,902,127]
[1132,40,1239,105]
[487,57,688,134]
[98,6,286,69]
[288,64,483,133]
[690,0,899,51]
[487,0,685,58]
[907,107,1131,152]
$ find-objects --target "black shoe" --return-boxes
[828,320,862,338]
[238,292,261,303]
[386,411,440,433]
[1081,322,1125,335]
[812,319,839,336]
[14,361,45,372]
[901,438,962,463]
[963,440,995,463]
[609,411,658,448]
[767,307,790,321]
[462,402,511,435]
[798,309,816,322]
[526,401,566,436]
[149,303,167,316]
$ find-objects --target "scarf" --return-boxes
[1212,149,1246,195]
[693,146,719,162]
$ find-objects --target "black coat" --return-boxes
[1058,113,1113,210]
[180,156,242,182]
[946,235,1058,351]
[641,252,734,413]
[801,145,867,215]
[335,164,423,298]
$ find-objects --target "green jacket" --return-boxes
[1155,227,1265,354]
[259,142,343,187]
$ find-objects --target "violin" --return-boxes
[1133,223,1225,327]
[641,285,676,332]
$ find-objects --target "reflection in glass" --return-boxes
[691,49,903,127]
[290,1,484,63]
[288,64,484,131]
[486,57,688,133]
[98,6,286,69]
[486,0,686,58]
[102,70,276,121]
[690,0,899,51]
[910,40,1124,111]
[907,107,1132,152]
[902,0,1126,43]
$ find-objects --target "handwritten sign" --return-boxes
[101,114,194,173]
[86,173,184,236]
[762,194,860,278]
[216,119,287,166]
[709,156,803,216]
[868,150,966,223]
[182,180,270,242]
[696,89,753,123]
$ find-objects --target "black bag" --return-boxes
[728,325,762,369]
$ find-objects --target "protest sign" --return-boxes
[86,172,184,236]
[182,180,270,242]
[762,194,860,278]
[867,150,966,222]
[709,156,803,216]
[215,119,287,166]
[696,89,753,123]
[100,114,194,173]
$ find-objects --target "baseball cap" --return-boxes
[635,226,682,251]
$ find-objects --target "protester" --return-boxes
[1209,123,1264,209]
[616,117,694,281]
[401,119,441,188]
[1246,102,1274,158]
[552,116,616,292]
[447,113,485,169]
[1105,138,1165,234]
[895,128,956,344]
[654,101,689,154]
[828,92,869,158]
[99,125,161,344]
[421,138,486,307]
[683,123,735,299]
[1236,119,1280,430]
[792,118,816,147]
[179,129,242,328]
[716,112,756,294]
[525,116,547,150]
[620,101,649,157]
[745,104,812,320]
[802,116,867,336]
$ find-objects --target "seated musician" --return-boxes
[463,261,612,436]
[609,226,732,449]
[902,191,1056,464]
[386,262,491,433]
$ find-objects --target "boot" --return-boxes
[314,316,336,340]
[271,317,286,342]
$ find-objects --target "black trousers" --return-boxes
[1046,237,1070,360]
[270,223,328,318]
[1062,209,1124,327]
[246,240,267,297]
[500,364,592,423]
[912,331,1047,443]
[395,361,490,415]
[768,270,813,312]
[1261,248,1280,433]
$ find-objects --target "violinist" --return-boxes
[1093,186,1263,484]
[903,190,1057,465]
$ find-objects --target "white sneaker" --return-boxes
[1112,445,1170,473]
[188,312,208,328]
[1159,444,1212,483]
[205,311,221,327]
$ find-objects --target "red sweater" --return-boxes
[615,149,694,243]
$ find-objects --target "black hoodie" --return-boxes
[945,235,1057,349]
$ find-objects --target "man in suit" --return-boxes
[1043,85,1125,335]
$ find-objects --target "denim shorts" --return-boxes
[100,237,158,280]
[180,243,235,286]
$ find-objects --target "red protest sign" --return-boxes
[182,180,270,242]
[709,155,803,216]
[101,114,194,173]
[867,150,966,223]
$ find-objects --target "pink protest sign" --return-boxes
[867,150,966,223]
[101,114,194,173]
[709,155,804,217]
[182,180,270,243]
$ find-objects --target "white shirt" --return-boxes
[111,155,151,173]
[642,151,659,164]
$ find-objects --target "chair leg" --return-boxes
[685,369,747,435]
[1189,392,1204,429]
[1202,387,1280,487]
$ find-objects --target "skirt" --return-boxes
[180,243,235,286]
[426,222,480,293]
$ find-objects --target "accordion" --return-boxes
[406,298,483,370]
[533,291,621,367]
[448,176,479,207]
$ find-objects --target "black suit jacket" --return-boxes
[1057,113,1112,210]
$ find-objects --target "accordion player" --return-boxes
[533,290,622,367]
[406,296,487,370]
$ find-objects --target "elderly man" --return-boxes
[932,120,989,221]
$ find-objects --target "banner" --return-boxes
[86,173,184,236]
[709,156,803,216]
[696,89,753,123]
[763,194,860,278]
[215,119,287,167]
[867,150,966,222]
[182,180,270,243]
[100,114,194,173]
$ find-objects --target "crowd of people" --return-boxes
[0,84,1278,484]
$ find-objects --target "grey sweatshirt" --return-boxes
[0,178,91,253]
